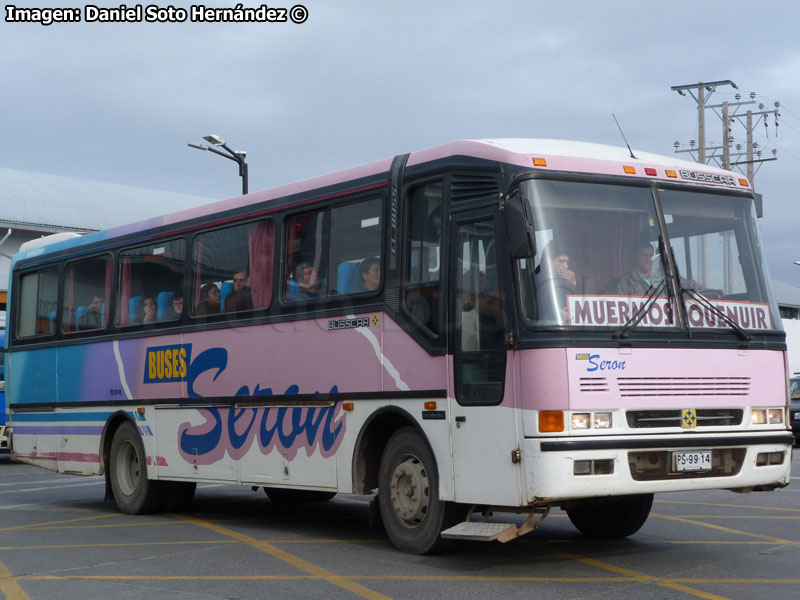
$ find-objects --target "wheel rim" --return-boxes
[115,439,140,497]
[388,453,430,527]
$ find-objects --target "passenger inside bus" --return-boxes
[77,294,104,329]
[196,283,221,315]
[139,297,157,324]
[535,241,578,323]
[359,257,380,292]
[161,293,183,321]
[292,262,324,301]
[224,271,252,312]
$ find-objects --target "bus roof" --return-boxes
[11,138,749,264]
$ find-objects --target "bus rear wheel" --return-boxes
[378,427,463,554]
[109,421,167,514]
[566,494,653,539]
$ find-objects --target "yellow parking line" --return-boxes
[654,514,796,544]
[653,515,800,520]
[13,573,800,585]
[175,514,390,600]
[0,561,29,600]
[552,549,729,600]
[0,540,238,551]
[657,581,730,600]
[276,538,385,544]
[20,575,314,581]
[656,499,800,513]
[20,520,186,531]
[0,513,121,532]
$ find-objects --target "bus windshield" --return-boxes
[515,179,781,333]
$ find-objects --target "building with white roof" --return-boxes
[0,167,214,325]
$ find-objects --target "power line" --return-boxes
[671,80,781,188]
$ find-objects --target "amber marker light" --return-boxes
[137,407,146,415]
[424,401,437,410]
[665,169,677,178]
[539,411,564,432]
[342,402,354,411]
[739,178,750,187]
[623,165,636,174]
[532,157,547,167]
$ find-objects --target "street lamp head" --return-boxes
[203,134,225,146]
[794,261,800,267]
[235,150,247,159]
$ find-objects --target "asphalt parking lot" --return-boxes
[1,452,800,600]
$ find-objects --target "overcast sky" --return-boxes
[2,0,799,283]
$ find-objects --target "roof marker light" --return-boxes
[665,169,677,178]
[532,157,547,167]
[739,178,750,187]
[623,166,636,174]
[644,167,657,176]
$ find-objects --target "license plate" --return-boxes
[672,450,712,472]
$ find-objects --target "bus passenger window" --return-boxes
[404,182,443,335]
[191,219,274,317]
[117,239,186,326]
[16,268,59,338]
[330,198,382,295]
[62,256,111,333]
[286,211,328,302]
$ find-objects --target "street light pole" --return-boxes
[188,134,248,195]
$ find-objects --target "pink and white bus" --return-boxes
[6,139,792,553]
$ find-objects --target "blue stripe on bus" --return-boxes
[12,411,116,422]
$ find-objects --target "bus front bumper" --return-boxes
[522,432,793,502]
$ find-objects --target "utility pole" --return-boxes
[698,85,706,164]
[671,80,780,189]
[722,101,730,170]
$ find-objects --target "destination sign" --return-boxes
[567,295,771,330]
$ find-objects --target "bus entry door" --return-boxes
[448,213,522,506]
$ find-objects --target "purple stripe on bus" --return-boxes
[13,425,105,436]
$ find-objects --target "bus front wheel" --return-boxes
[566,494,653,539]
[378,427,463,554]
[109,421,167,514]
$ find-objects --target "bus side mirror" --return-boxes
[504,192,536,259]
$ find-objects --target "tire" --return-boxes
[109,421,167,514]
[164,482,197,512]
[566,494,653,539]
[378,427,465,554]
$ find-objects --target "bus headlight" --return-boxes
[571,412,612,430]
[572,413,591,429]
[594,412,612,429]
[752,408,784,425]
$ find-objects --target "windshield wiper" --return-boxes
[681,287,752,342]
[613,278,668,339]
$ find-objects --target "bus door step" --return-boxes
[441,506,550,543]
